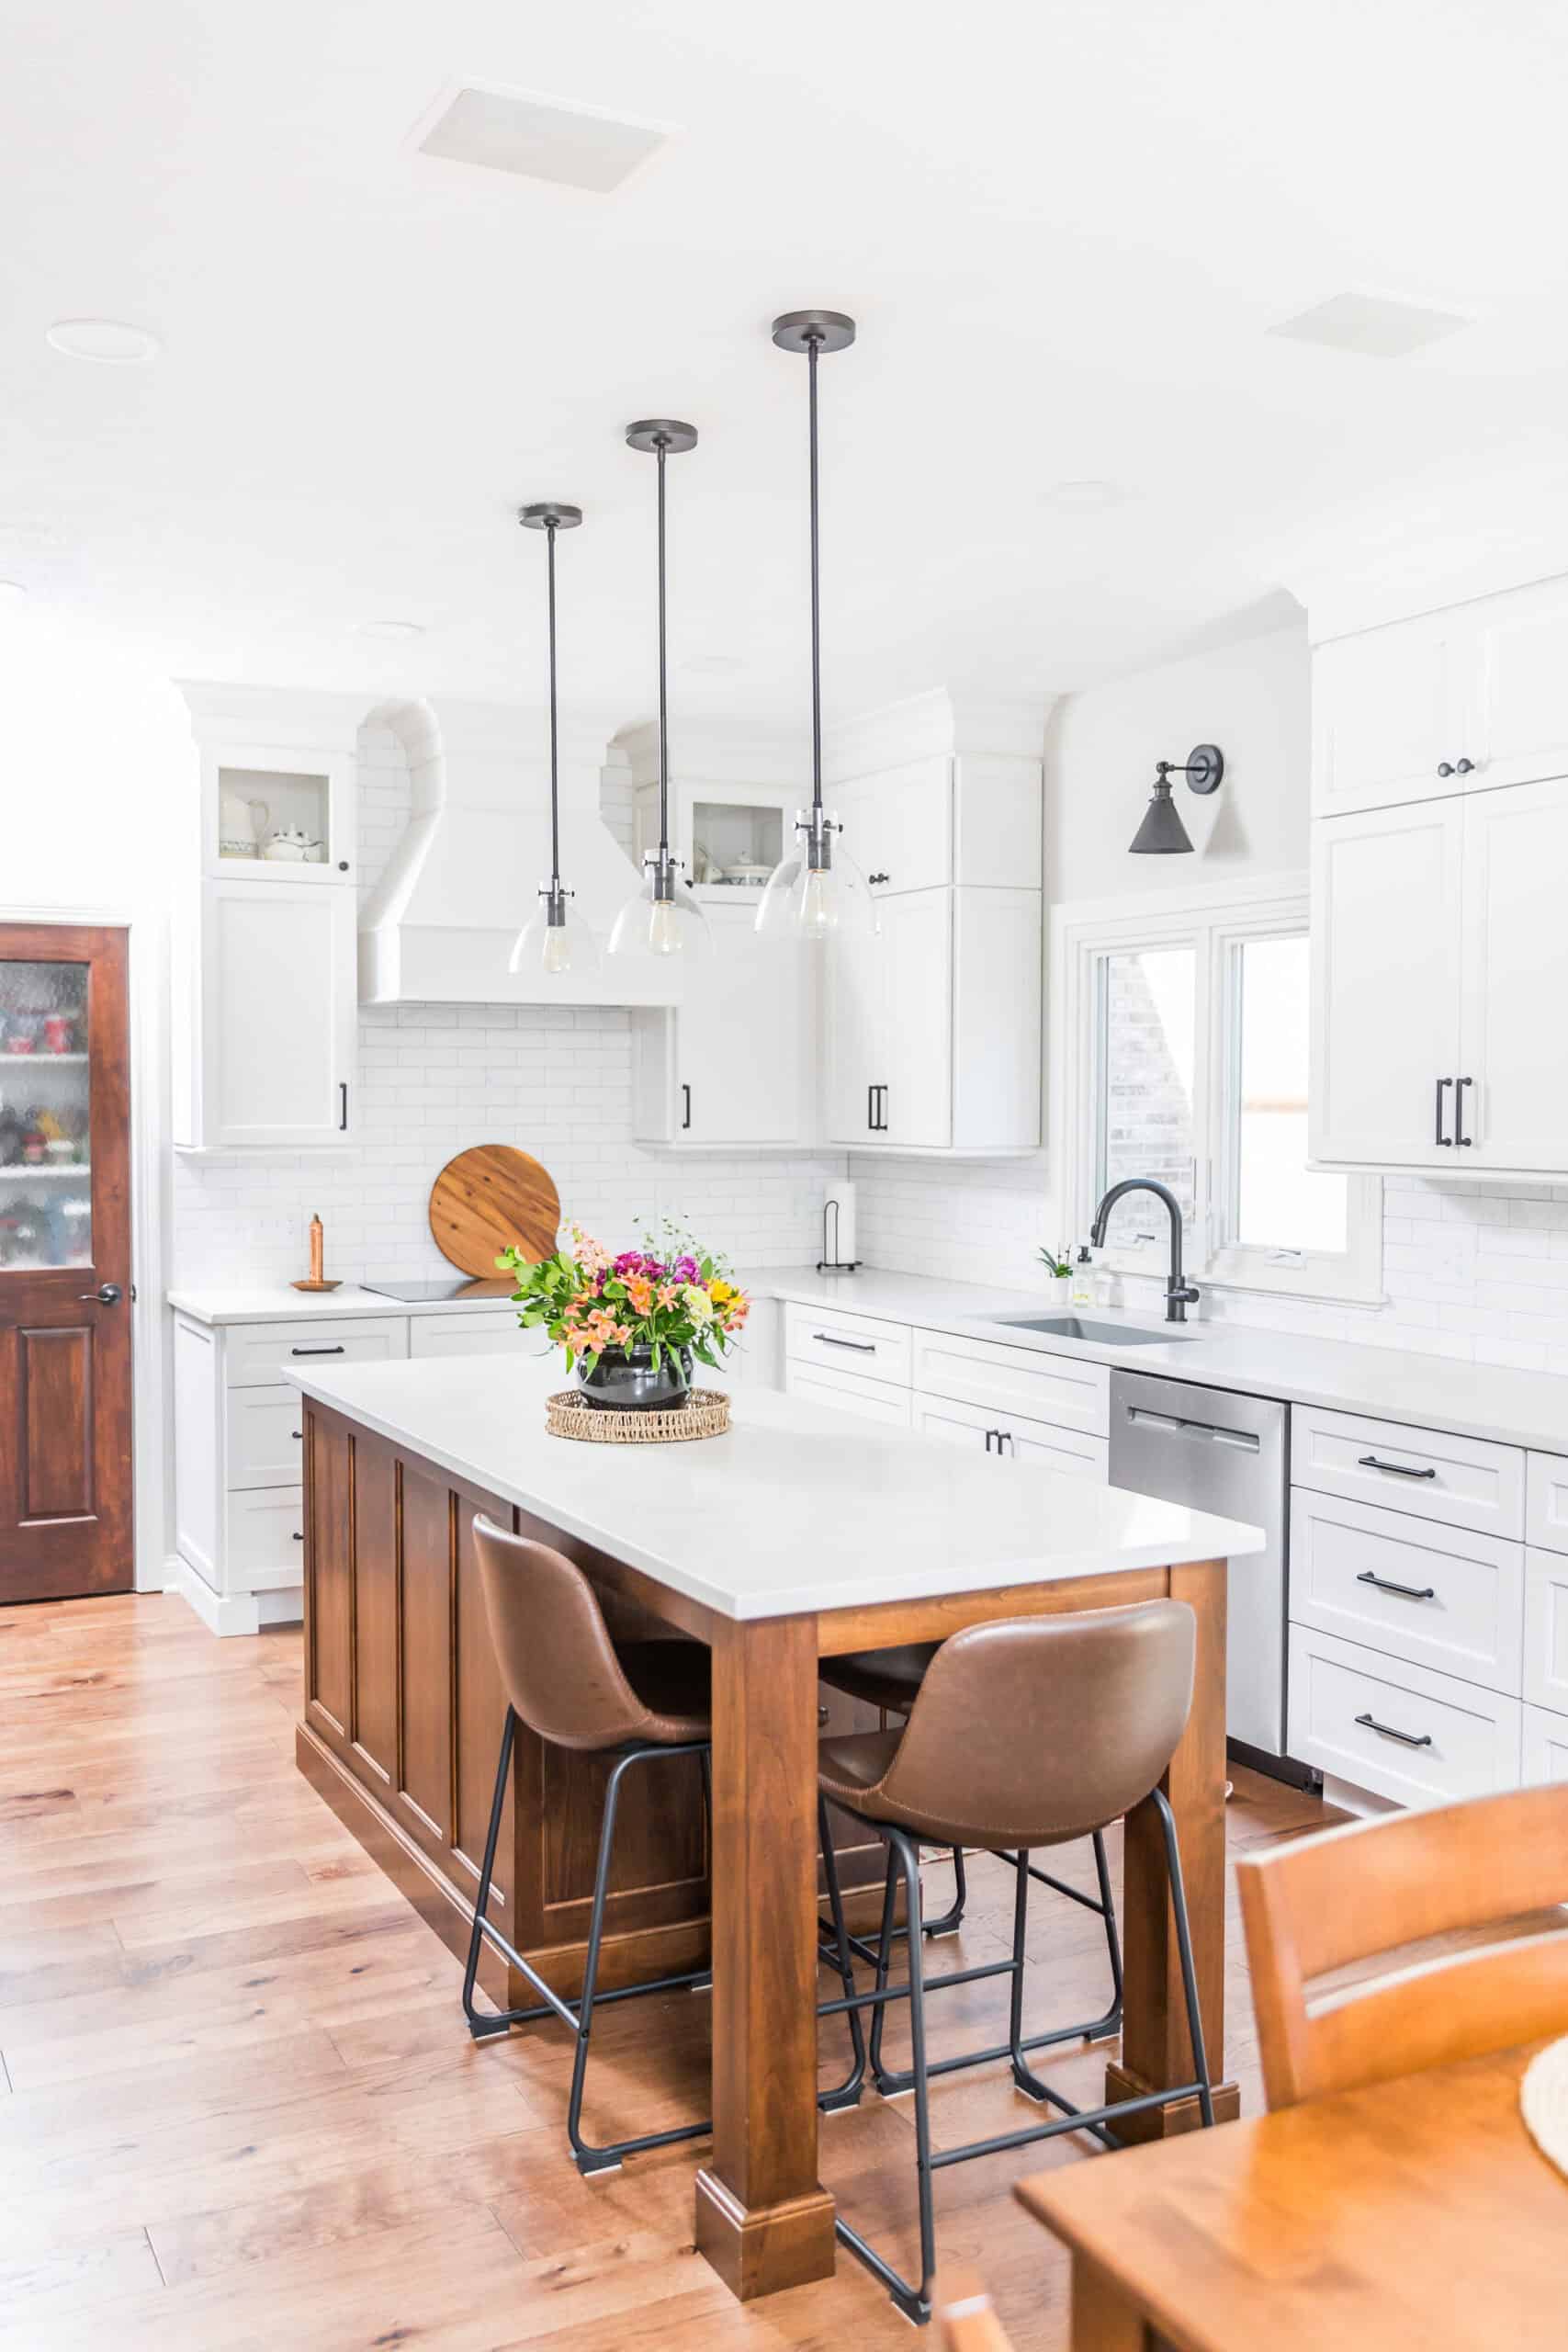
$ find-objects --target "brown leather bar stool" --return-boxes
[464,1516,716,2177]
[817,1600,1214,2325]
[818,1643,1123,2045]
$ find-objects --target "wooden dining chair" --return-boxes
[933,2267,1014,2351]
[1236,1782,1568,2109]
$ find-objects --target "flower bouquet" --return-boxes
[499,1218,750,1410]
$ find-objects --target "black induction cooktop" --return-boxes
[359,1277,516,1304]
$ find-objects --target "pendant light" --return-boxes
[756,310,876,945]
[509,501,599,976]
[608,421,710,962]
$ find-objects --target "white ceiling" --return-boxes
[5,0,1568,737]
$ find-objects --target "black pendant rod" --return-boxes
[546,516,560,889]
[656,435,670,857]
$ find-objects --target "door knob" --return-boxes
[1437,762,1455,777]
[77,1283,122,1306]
[1455,757,1474,775]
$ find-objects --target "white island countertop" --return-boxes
[286,1352,1264,1623]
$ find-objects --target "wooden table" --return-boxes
[286,1358,1260,2307]
[1018,2042,1566,2350]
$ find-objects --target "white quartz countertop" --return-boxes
[285,1353,1264,1623]
[751,1268,1568,1457]
[168,1283,519,1323]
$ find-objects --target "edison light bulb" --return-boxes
[648,897,681,956]
[801,865,835,937]
[542,923,572,975]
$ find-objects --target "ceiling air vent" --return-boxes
[413,82,671,193]
[1267,290,1472,359]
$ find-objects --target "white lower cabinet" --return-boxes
[913,1389,1107,1480]
[1289,1489,1524,1696]
[1286,1623,1522,1808]
[784,1303,913,1386]
[407,1310,529,1359]
[911,1329,1109,1438]
[1522,1702,1568,1786]
[1524,1547,1568,1716]
[784,1361,912,1428]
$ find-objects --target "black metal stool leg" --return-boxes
[463,1707,550,2040]
[867,1845,903,2094]
[817,1799,867,2113]
[1089,1826,1124,2038]
[920,1844,968,1939]
[1155,1786,1214,2127]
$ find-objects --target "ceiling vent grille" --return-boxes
[413,83,671,193]
[1267,290,1472,358]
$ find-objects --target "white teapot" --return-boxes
[263,826,324,863]
[219,787,269,858]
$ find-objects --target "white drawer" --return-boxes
[1527,1453,1568,1555]
[225,1316,410,1388]
[225,1485,306,1588]
[784,1304,913,1387]
[408,1311,527,1360]
[1286,1623,1521,1809]
[785,1361,912,1430]
[1290,1402,1524,1539]
[912,1329,1109,1437]
[1289,1489,1524,1695]
[1522,1702,1568,1787]
[913,1389,1108,1481]
[1524,1547,1568,1716]
[225,1385,306,1490]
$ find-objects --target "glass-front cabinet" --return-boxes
[0,958,93,1268]
[202,749,356,884]
[634,776,796,905]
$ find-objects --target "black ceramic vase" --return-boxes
[577,1343,694,1412]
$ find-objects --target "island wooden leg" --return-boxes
[1105,1557,1241,2137]
[694,1612,837,2300]
[1070,2253,1156,2349]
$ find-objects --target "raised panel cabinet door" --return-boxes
[951,885,1041,1149]
[832,757,952,897]
[879,888,953,1148]
[205,881,355,1148]
[824,920,885,1143]
[1309,800,1464,1167]
[0,924,132,1603]
[1458,777,1568,1171]
[1464,575,1568,792]
[681,906,808,1144]
[1311,614,1459,816]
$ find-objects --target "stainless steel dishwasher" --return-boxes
[1109,1369,1302,1780]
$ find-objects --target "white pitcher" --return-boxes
[219,786,269,858]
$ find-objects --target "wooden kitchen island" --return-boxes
[288,1351,1262,2307]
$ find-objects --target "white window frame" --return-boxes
[1053,874,1382,1306]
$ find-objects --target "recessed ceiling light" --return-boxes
[1043,480,1124,514]
[46,317,162,365]
[412,81,671,194]
[1268,291,1472,359]
[0,580,28,601]
[355,618,425,640]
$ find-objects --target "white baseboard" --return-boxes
[164,1554,303,1638]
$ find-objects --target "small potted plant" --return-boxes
[1037,1245,1074,1306]
[501,1219,750,1411]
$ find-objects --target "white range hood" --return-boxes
[358,697,682,1008]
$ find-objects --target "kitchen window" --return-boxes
[1059,878,1382,1304]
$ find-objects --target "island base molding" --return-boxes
[693,2171,838,2301]
[1101,2061,1242,2140]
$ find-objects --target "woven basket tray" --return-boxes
[546,1387,731,1444]
[1520,2032,1568,2180]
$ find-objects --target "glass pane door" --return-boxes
[0,959,92,1267]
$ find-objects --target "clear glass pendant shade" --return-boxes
[607,858,712,962]
[510,888,600,977]
[756,815,878,944]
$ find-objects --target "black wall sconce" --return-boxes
[1129,742,1225,854]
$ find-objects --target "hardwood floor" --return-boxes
[0,1593,1337,2348]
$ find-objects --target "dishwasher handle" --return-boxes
[1125,1405,1261,1453]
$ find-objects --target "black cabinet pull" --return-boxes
[996,1430,1015,1456]
[682,1081,692,1132]
[1437,761,1455,778]
[1355,1710,1432,1750]
[339,1081,348,1132]
[868,870,890,886]
[291,1429,302,1441]
[291,1344,345,1357]
[867,1083,876,1132]
[869,1082,887,1132]
[1435,1076,1453,1146]
[813,1331,876,1352]
[1356,1569,1437,1601]
[1456,758,1474,775]
[1358,1454,1438,1480]
[1454,1075,1472,1147]
[291,1532,304,1544]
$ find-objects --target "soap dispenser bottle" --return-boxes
[1069,1246,1095,1309]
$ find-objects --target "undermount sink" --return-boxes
[987,1315,1192,1347]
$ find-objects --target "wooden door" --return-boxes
[1458,775,1568,1170]
[1311,612,1460,816]
[0,924,132,1602]
[1309,799,1464,1168]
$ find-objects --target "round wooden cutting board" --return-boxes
[428,1146,561,1277]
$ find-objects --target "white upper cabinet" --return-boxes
[1313,571,1568,818]
[631,904,813,1148]
[832,757,953,897]
[1457,775,1568,1171]
[1310,799,1464,1169]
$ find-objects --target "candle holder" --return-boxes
[292,1212,342,1294]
